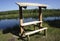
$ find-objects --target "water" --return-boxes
[44,17,60,21]
[0,18,37,29]
[0,19,19,29]
[0,17,60,29]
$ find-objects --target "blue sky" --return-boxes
[0,0,60,11]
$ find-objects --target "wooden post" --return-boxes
[39,7,42,28]
[19,6,24,36]
[27,35,30,41]
[44,29,47,38]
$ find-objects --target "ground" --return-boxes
[0,23,60,41]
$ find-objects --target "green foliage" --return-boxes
[0,10,19,15]
[42,9,60,17]
[0,9,60,19]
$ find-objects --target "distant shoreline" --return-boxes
[0,9,60,19]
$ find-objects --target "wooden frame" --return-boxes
[16,2,47,41]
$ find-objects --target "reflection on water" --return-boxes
[0,17,60,29]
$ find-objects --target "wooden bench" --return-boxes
[16,2,47,41]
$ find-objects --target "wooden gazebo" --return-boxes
[16,2,47,41]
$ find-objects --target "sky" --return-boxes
[0,0,60,11]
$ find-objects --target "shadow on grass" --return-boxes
[2,25,20,36]
[46,20,60,28]
[2,24,44,41]
[2,25,28,41]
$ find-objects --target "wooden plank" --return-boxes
[25,27,47,35]
[21,21,42,26]
[16,2,47,7]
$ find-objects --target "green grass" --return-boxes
[0,30,13,41]
[0,22,60,41]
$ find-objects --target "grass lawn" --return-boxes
[0,22,60,41]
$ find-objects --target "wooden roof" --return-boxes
[16,2,47,7]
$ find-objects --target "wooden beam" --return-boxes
[19,6,23,24]
[16,2,47,7]
[39,7,42,28]
[19,6,24,36]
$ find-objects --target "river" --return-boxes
[0,17,60,29]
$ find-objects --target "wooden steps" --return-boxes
[21,21,42,26]
[24,27,47,36]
